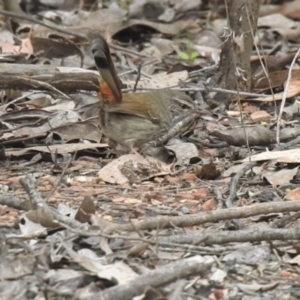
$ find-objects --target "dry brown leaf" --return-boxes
[192,188,210,199]
[253,69,300,89]
[258,13,296,29]
[0,37,33,55]
[130,71,188,90]
[112,197,142,204]
[251,79,300,101]
[181,172,196,182]
[262,167,298,187]
[244,149,300,163]
[194,162,221,180]
[98,154,170,185]
[127,242,150,257]
[280,0,300,19]
[202,199,217,211]
[75,195,95,223]
[284,187,300,201]
[243,105,260,113]
[211,125,275,146]
[250,110,272,123]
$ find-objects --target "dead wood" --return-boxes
[19,174,86,230]
[158,224,300,245]
[88,256,213,300]
[94,201,300,234]
[0,63,99,92]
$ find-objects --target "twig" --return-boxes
[88,256,213,300]
[246,3,277,116]
[225,162,256,208]
[56,222,244,254]
[15,76,70,99]
[123,86,270,98]
[158,225,300,249]
[0,91,38,109]
[19,174,85,230]
[90,200,300,234]
[19,174,45,207]
[276,48,300,144]
[5,230,48,241]
[224,160,256,229]
[152,112,199,146]
[133,64,142,92]
[0,195,32,211]
[44,155,74,203]
[274,134,300,151]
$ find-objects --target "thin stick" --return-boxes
[133,64,142,92]
[276,48,300,144]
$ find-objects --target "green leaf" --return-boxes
[178,51,190,60]
[189,51,199,60]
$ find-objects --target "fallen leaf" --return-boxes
[262,167,298,187]
[98,154,170,185]
[284,187,300,201]
[244,149,300,163]
[202,199,217,210]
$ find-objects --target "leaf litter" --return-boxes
[2,0,300,299]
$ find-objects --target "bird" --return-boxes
[87,31,190,154]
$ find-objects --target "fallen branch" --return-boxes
[0,195,32,211]
[158,223,300,245]
[91,200,300,233]
[6,176,300,238]
[87,255,213,300]
[0,63,100,92]
[19,174,86,230]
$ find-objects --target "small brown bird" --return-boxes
[87,31,188,153]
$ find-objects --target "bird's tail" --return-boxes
[88,31,122,105]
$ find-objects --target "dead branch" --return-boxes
[225,162,257,208]
[0,63,99,92]
[158,223,300,245]
[87,256,213,300]
[92,200,300,234]
[19,174,86,230]
[0,195,32,211]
